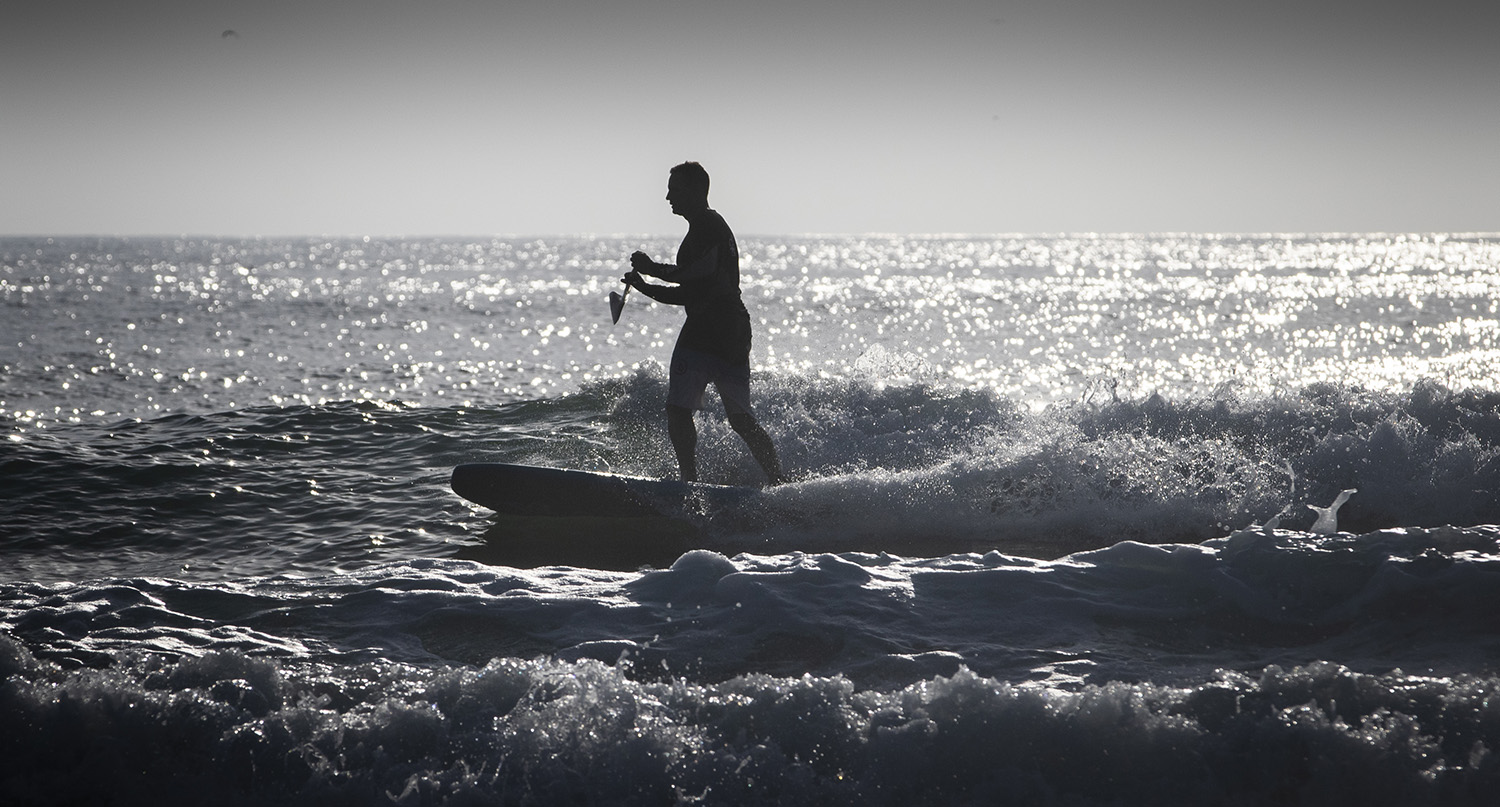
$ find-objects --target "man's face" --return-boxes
[665,174,699,216]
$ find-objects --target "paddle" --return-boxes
[609,281,630,324]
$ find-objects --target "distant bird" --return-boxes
[222,29,239,39]
[1308,488,1357,535]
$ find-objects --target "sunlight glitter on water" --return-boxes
[4,234,1499,428]
[740,234,1500,403]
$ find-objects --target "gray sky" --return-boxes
[4,0,1498,236]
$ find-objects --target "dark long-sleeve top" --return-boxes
[634,208,752,365]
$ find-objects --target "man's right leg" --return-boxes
[666,404,698,483]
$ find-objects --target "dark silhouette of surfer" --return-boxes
[624,162,788,486]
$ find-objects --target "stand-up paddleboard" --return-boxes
[451,462,761,519]
[451,463,1009,568]
[451,463,766,569]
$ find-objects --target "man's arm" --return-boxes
[631,247,719,283]
[622,271,689,306]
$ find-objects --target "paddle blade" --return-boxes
[609,290,626,323]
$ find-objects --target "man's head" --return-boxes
[666,162,710,216]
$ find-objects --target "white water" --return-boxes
[4,234,1500,804]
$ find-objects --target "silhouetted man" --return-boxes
[623,162,787,485]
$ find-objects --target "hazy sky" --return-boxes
[4,0,1498,236]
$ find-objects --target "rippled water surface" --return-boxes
[4,235,1500,805]
[7,234,1498,428]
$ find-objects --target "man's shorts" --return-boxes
[667,348,752,414]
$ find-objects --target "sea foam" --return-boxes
[4,632,1498,806]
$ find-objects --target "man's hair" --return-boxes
[670,161,710,197]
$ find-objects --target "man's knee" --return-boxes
[727,412,758,434]
[667,404,694,425]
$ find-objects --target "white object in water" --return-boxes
[1308,488,1357,535]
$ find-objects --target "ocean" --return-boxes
[3,233,1499,804]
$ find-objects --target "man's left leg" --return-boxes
[716,360,787,486]
[728,412,787,486]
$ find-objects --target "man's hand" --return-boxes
[621,270,646,290]
[630,251,659,276]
